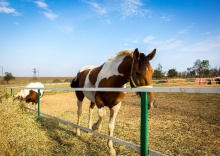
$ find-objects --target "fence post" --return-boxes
[37,89,41,122]
[140,92,149,156]
[11,88,14,96]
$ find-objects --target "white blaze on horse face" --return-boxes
[95,55,126,87]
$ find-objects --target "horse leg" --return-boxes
[108,102,122,156]
[76,100,83,136]
[148,92,156,109]
[88,102,95,129]
[75,91,84,136]
[35,102,37,110]
[92,107,106,131]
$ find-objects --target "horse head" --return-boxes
[130,48,156,87]
[130,48,156,109]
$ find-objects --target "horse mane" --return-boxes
[116,50,133,57]
[108,50,133,60]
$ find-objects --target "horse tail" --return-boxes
[70,75,79,88]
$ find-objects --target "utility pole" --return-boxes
[33,68,37,80]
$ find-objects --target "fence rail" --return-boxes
[26,107,165,156]
[10,87,220,93]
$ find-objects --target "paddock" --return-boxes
[6,86,220,156]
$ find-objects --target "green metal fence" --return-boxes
[10,86,220,156]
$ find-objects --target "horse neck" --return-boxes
[96,55,133,88]
[114,55,133,86]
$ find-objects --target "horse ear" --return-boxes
[146,49,156,60]
[133,48,140,60]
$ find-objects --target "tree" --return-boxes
[4,72,15,84]
[218,67,220,76]
[153,64,164,79]
[179,71,187,78]
[167,68,178,78]
[192,59,210,77]
[187,67,196,77]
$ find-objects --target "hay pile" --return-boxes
[0,98,53,155]
[64,79,72,82]
[0,96,117,156]
[53,79,62,83]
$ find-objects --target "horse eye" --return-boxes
[135,71,141,76]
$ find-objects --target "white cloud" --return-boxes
[33,0,58,20]
[200,32,212,36]
[34,0,49,10]
[143,34,220,54]
[164,39,182,50]
[121,0,150,19]
[160,15,174,21]
[181,35,220,52]
[143,35,182,50]
[178,24,195,35]
[90,2,106,15]
[43,11,57,21]
[83,0,106,15]
[132,40,138,43]
[0,0,20,16]
[143,35,154,43]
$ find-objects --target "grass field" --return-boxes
[0,78,220,155]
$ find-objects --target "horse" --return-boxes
[70,48,156,155]
[13,82,44,109]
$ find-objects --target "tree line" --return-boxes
[1,59,220,84]
[153,59,220,79]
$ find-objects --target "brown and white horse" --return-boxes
[71,48,156,155]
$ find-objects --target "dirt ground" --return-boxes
[25,90,220,156]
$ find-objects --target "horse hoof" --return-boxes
[92,124,98,131]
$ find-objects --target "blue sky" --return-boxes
[0,0,220,77]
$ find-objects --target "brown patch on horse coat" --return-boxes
[77,69,90,87]
[98,75,127,88]
[75,69,91,101]
[25,90,38,104]
[89,65,103,85]
[118,56,132,76]
[95,74,128,108]
[95,91,125,108]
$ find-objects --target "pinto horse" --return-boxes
[71,48,156,155]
